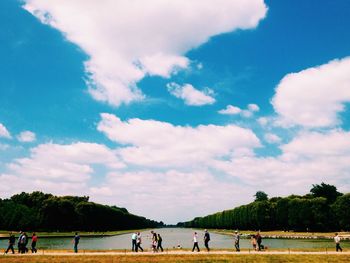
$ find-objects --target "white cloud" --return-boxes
[257,117,269,126]
[23,0,267,107]
[0,123,11,139]
[90,169,255,223]
[213,129,350,197]
[219,103,260,117]
[218,105,242,115]
[248,103,260,112]
[264,133,281,144]
[166,82,215,106]
[97,113,261,167]
[272,57,350,128]
[4,142,124,184]
[17,131,36,142]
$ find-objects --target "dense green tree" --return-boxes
[0,192,161,231]
[310,183,342,203]
[254,191,268,202]
[332,193,350,230]
[181,183,350,232]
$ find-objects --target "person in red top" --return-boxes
[31,233,38,253]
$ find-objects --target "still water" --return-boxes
[1,228,349,250]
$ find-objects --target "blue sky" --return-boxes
[1,0,350,223]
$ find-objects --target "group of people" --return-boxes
[4,230,346,254]
[4,232,38,254]
[131,231,163,252]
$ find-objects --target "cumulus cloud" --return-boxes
[272,57,350,128]
[97,113,261,167]
[0,142,124,196]
[0,123,11,139]
[90,170,255,223]
[218,105,242,115]
[214,129,350,197]
[17,131,36,142]
[218,103,260,117]
[166,82,215,106]
[23,0,267,107]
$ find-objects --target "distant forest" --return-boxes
[0,192,163,231]
[178,183,350,232]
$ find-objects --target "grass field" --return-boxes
[1,254,350,263]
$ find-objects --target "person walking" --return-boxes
[21,232,28,253]
[131,232,137,252]
[192,232,200,252]
[251,235,257,250]
[31,232,38,253]
[136,232,143,252]
[203,229,210,252]
[5,232,15,254]
[73,232,80,253]
[256,231,262,251]
[157,233,163,252]
[334,233,342,252]
[17,231,23,253]
[233,230,240,252]
[151,231,158,252]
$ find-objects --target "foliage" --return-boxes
[310,182,342,203]
[254,191,268,202]
[180,183,348,231]
[0,191,162,231]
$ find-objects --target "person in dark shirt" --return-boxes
[5,232,15,254]
[31,232,38,253]
[73,232,80,253]
[256,231,262,251]
[204,229,210,252]
[157,233,163,252]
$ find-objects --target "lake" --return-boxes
[1,228,349,251]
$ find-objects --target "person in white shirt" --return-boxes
[131,232,137,252]
[334,233,342,252]
[192,232,200,252]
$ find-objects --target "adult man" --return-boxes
[256,231,262,251]
[73,232,80,253]
[5,232,15,254]
[233,230,240,252]
[334,233,342,252]
[131,232,137,252]
[204,229,210,252]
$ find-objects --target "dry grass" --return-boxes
[1,254,350,263]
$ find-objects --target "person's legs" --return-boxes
[195,242,200,252]
[137,243,143,252]
[204,241,209,252]
[74,244,78,253]
[258,242,261,251]
[235,242,240,252]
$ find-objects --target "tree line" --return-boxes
[0,192,163,231]
[178,183,350,231]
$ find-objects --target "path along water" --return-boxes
[1,228,349,251]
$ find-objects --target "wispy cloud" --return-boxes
[166,82,215,106]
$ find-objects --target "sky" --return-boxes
[1,0,350,224]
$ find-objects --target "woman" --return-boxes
[151,231,158,252]
[192,232,200,252]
